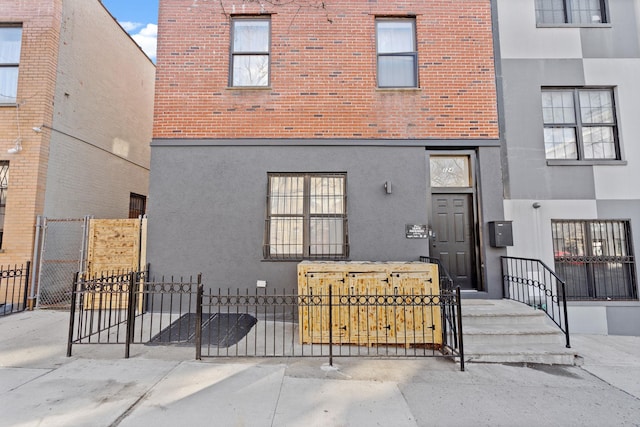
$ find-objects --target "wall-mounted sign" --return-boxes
[406,224,428,239]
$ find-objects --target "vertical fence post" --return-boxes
[125,271,136,359]
[561,280,571,348]
[328,284,333,367]
[22,261,31,311]
[455,286,464,372]
[195,277,203,360]
[66,272,79,357]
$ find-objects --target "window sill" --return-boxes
[536,23,612,28]
[376,87,421,92]
[226,86,272,91]
[262,258,350,262]
[0,103,18,108]
[546,159,627,166]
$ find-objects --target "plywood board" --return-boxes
[85,218,146,310]
[298,262,441,346]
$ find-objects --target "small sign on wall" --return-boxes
[406,224,428,239]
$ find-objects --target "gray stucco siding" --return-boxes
[147,145,432,291]
[501,58,596,200]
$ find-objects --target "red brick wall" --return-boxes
[154,0,498,139]
[0,0,61,265]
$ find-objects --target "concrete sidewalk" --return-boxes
[1,310,639,427]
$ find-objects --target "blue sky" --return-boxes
[101,0,159,61]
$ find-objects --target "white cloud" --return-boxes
[130,23,158,61]
[120,21,143,32]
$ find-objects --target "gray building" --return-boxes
[496,0,640,335]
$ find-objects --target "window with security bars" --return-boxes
[129,193,146,219]
[264,173,348,260]
[542,88,619,160]
[535,0,607,24]
[552,220,637,300]
[0,162,8,248]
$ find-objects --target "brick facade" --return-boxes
[0,0,61,265]
[154,0,499,139]
[0,0,153,269]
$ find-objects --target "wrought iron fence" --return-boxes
[66,268,200,359]
[198,286,464,370]
[67,271,464,370]
[501,256,570,348]
[0,262,30,316]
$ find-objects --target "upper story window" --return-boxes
[535,0,607,25]
[230,17,270,87]
[0,26,22,104]
[542,88,619,160]
[376,18,417,88]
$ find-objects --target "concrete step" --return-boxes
[459,299,575,365]
[462,300,549,327]
[462,343,579,365]
[463,323,565,346]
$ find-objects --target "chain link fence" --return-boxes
[36,218,88,309]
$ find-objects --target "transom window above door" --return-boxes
[430,156,471,188]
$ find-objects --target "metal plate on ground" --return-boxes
[148,313,257,347]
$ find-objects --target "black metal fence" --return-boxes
[501,256,570,348]
[67,270,464,370]
[0,262,30,316]
[67,269,201,358]
[199,285,464,370]
[420,256,455,291]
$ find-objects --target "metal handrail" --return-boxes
[419,256,464,369]
[419,256,454,291]
[501,256,570,348]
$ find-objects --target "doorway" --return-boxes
[428,154,479,290]
[431,194,476,290]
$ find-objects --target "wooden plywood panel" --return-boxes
[297,262,441,346]
[85,218,146,310]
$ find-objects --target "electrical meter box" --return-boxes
[488,221,513,247]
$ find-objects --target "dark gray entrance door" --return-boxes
[431,194,476,290]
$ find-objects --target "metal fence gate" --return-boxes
[35,217,89,309]
[34,216,147,309]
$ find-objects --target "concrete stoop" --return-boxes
[461,299,579,365]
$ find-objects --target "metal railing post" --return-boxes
[125,271,136,359]
[67,272,79,357]
[195,279,203,360]
[329,284,333,367]
[456,286,464,372]
[561,280,571,348]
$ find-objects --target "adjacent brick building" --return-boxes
[0,1,154,274]
[149,0,506,295]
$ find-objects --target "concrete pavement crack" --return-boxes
[108,361,183,427]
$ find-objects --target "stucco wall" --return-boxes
[148,142,506,294]
[497,0,640,334]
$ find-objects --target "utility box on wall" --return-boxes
[488,221,513,247]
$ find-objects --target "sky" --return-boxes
[101,0,159,61]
